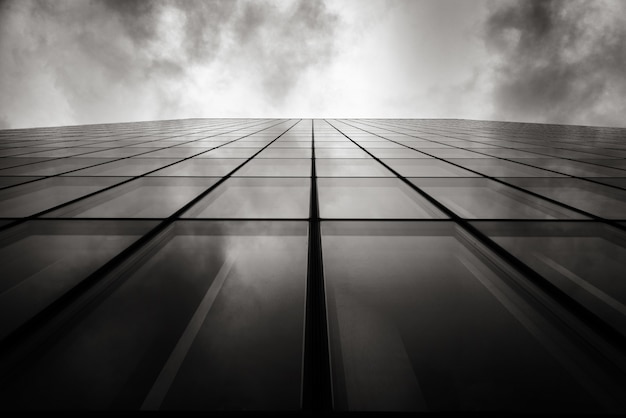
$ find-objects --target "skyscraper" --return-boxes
[0,118,625,413]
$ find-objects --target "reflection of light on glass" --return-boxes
[479,222,626,337]
[318,178,447,219]
[0,222,307,411]
[322,222,611,412]
[410,178,586,219]
[0,177,126,217]
[44,178,218,218]
[504,178,626,219]
[0,220,155,340]
[182,178,310,218]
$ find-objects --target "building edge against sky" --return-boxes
[0,118,625,412]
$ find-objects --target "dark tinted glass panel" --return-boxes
[0,220,155,340]
[148,159,245,177]
[383,159,478,177]
[0,158,115,176]
[0,177,42,188]
[510,159,626,177]
[315,148,370,158]
[0,222,306,411]
[322,221,618,412]
[67,158,181,176]
[422,148,487,158]
[81,148,153,158]
[409,178,587,219]
[182,178,309,218]
[234,158,311,177]
[0,158,53,170]
[0,177,126,217]
[503,178,626,219]
[316,159,393,177]
[366,148,428,158]
[318,178,446,219]
[193,148,258,158]
[256,148,312,158]
[474,222,626,338]
[449,159,565,177]
[141,148,212,158]
[43,177,218,218]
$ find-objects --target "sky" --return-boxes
[0,0,625,129]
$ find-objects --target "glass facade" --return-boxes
[0,118,625,413]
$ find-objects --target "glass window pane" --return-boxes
[269,141,311,148]
[0,221,306,411]
[0,158,53,170]
[318,178,447,219]
[220,141,265,148]
[382,159,479,177]
[579,159,626,170]
[423,148,487,158]
[0,158,116,176]
[196,148,258,158]
[43,177,218,218]
[0,220,156,340]
[448,159,565,177]
[322,221,615,412]
[314,148,370,158]
[358,141,405,149]
[234,158,311,177]
[0,177,42,188]
[81,148,153,158]
[476,149,548,159]
[510,158,626,177]
[316,159,394,177]
[0,177,127,217]
[503,178,626,219]
[409,178,587,219]
[473,221,626,338]
[182,178,309,218]
[148,159,246,177]
[141,148,212,158]
[256,148,312,158]
[595,178,626,189]
[20,148,92,158]
[314,141,357,149]
[66,158,182,176]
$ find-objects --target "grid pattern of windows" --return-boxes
[0,118,625,413]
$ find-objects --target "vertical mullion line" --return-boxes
[302,119,332,411]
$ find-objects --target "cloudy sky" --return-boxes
[1,0,625,129]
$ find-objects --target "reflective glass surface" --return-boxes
[382,159,479,177]
[504,178,626,219]
[148,158,246,177]
[0,177,127,217]
[322,221,609,412]
[1,118,626,413]
[43,177,218,218]
[0,220,156,340]
[66,158,182,176]
[0,221,307,410]
[449,159,565,177]
[318,178,447,219]
[474,222,626,338]
[0,158,116,176]
[409,178,587,219]
[316,159,394,177]
[234,158,311,177]
[182,178,309,218]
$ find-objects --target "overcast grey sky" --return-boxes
[1,0,625,129]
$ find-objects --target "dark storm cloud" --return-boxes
[484,0,626,127]
[0,0,339,128]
